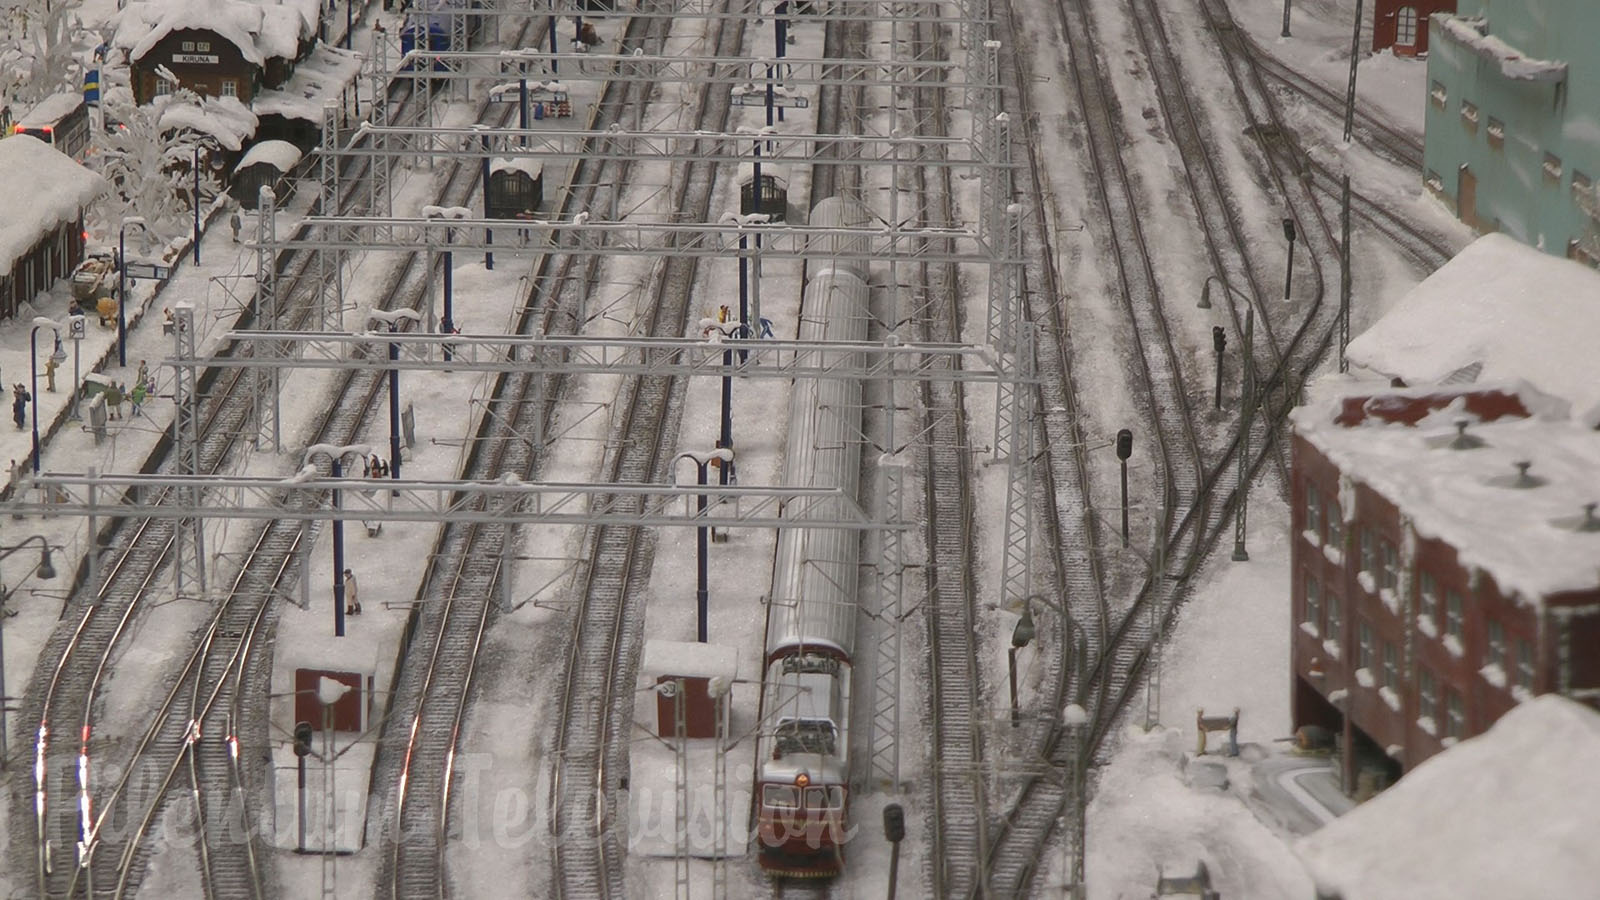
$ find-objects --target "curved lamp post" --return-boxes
[698,318,744,490]
[0,535,56,769]
[675,448,735,642]
[303,443,371,637]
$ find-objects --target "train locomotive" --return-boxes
[754,196,874,878]
[399,0,484,71]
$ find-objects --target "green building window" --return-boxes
[1544,153,1563,184]
[1486,117,1505,150]
[1459,100,1479,133]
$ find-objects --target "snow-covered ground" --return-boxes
[0,0,1517,898]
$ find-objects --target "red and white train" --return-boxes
[754,196,873,878]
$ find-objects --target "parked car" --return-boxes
[71,254,116,302]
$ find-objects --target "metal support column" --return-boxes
[998,323,1035,618]
[252,186,282,451]
[869,454,905,790]
[319,101,345,331]
[172,304,206,596]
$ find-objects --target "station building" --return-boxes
[1290,234,1600,793]
[0,135,109,319]
[1370,1,1454,57]
[1422,0,1600,264]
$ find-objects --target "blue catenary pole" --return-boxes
[389,331,402,480]
[332,456,347,637]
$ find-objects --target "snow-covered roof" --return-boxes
[17,92,84,127]
[251,45,363,123]
[1434,14,1569,83]
[490,156,543,179]
[1292,381,1600,602]
[640,639,739,681]
[737,161,789,187]
[1296,695,1600,900]
[129,0,266,66]
[0,135,109,276]
[158,95,260,151]
[236,139,302,172]
[1346,233,1600,428]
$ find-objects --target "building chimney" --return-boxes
[1450,418,1484,450]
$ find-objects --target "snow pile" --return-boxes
[1293,388,1600,602]
[1345,233,1600,427]
[236,139,303,173]
[158,95,260,150]
[1435,15,1568,84]
[490,156,544,179]
[1296,695,1600,900]
[0,135,110,274]
[252,46,364,123]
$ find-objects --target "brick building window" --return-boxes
[1359,527,1375,576]
[1486,619,1506,668]
[1419,667,1438,734]
[1380,541,1399,592]
[1303,574,1321,637]
[1325,591,1343,655]
[1305,483,1322,543]
[1357,621,1375,673]
[1418,570,1439,636]
[1515,638,1536,693]
[1326,500,1343,550]
[1396,6,1418,46]
[1430,81,1447,110]
[1382,642,1399,688]
[1446,692,1466,739]
[1444,590,1465,654]
[1486,117,1505,150]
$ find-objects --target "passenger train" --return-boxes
[754,196,874,878]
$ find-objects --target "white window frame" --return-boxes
[220,79,238,98]
[1396,6,1419,46]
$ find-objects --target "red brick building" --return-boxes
[1290,384,1600,792]
[1372,1,1456,56]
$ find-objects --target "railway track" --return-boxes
[1250,45,1424,171]
[10,66,466,897]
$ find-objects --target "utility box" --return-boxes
[640,640,738,740]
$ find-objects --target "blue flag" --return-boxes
[83,68,100,105]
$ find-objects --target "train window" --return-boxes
[774,718,837,756]
[803,786,844,809]
[762,785,799,809]
[782,654,839,676]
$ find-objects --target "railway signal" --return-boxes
[883,803,906,898]
[294,720,313,852]
[1116,428,1133,546]
[1212,326,1226,410]
[1281,216,1298,301]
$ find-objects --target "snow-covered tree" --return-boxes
[0,0,88,102]
[91,88,223,246]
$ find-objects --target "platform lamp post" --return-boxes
[675,448,735,643]
[29,319,63,473]
[369,309,421,483]
[699,318,743,491]
[67,314,85,420]
[1281,217,1297,301]
[1009,603,1036,727]
[424,206,466,360]
[1011,592,1088,898]
[1281,0,1291,37]
[1212,326,1226,410]
[117,217,149,367]
[1115,428,1133,547]
[0,535,56,769]
[773,1,790,122]
[303,443,370,637]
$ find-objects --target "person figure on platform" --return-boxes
[104,382,124,420]
[229,209,242,243]
[68,298,83,319]
[44,357,58,393]
[162,307,175,335]
[343,568,361,615]
[12,385,30,429]
[135,360,150,393]
[129,381,147,417]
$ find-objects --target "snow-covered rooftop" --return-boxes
[158,95,260,151]
[129,0,267,66]
[251,45,364,123]
[490,156,543,179]
[17,92,85,127]
[1434,14,1568,83]
[1296,695,1600,900]
[1346,233,1600,428]
[0,135,109,275]
[236,139,303,172]
[1293,382,1600,602]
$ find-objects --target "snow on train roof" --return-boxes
[1346,233,1600,428]
[1292,381,1600,603]
[0,135,108,275]
[17,92,84,127]
[1296,694,1600,900]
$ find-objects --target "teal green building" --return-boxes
[1424,0,1600,265]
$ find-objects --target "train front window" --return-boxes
[762,785,799,809]
[774,718,837,756]
[804,786,844,809]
